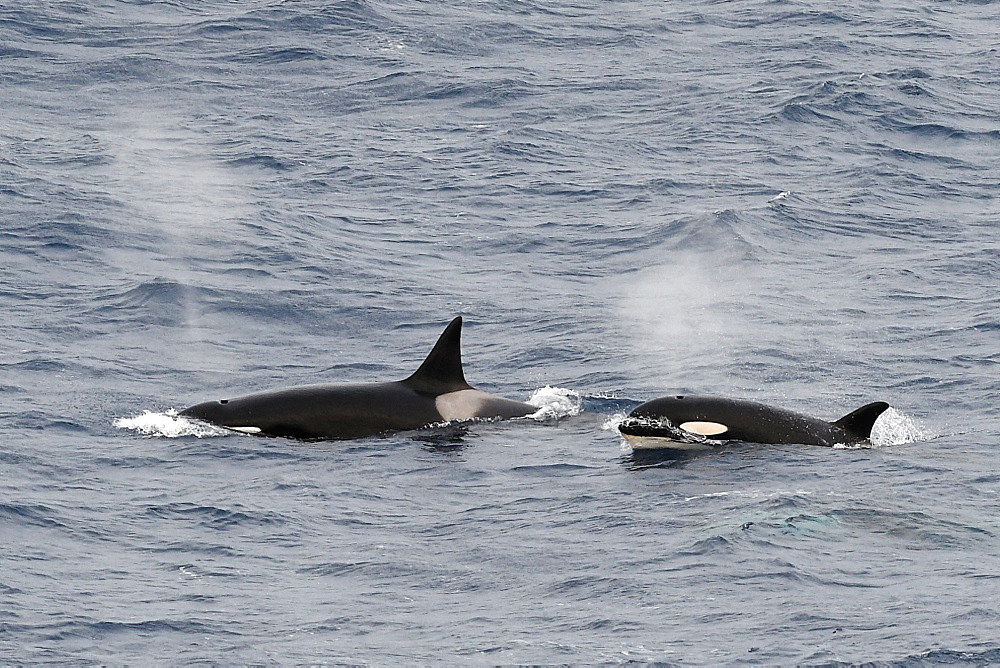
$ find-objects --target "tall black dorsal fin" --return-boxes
[833,401,890,440]
[403,317,473,394]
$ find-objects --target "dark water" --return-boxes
[3,0,999,664]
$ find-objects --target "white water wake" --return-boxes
[113,409,230,438]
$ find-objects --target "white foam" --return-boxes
[113,410,230,438]
[836,407,934,449]
[603,412,638,454]
[526,386,582,420]
[602,411,628,432]
[870,407,934,447]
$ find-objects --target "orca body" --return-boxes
[180,317,536,440]
[618,395,889,449]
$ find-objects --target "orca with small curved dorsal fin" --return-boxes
[180,317,537,441]
[618,395,890,449]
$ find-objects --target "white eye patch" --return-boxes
[679,421,729,436]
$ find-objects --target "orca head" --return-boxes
[618,416,721,443]
[180,397,238,425]
[180,397,286,436]
[619,395,730,440]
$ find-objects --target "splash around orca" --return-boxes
[180,317,537,441]
[618,395,890,449]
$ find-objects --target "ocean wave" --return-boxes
[145,502,287,530]
[4,0,1000,662]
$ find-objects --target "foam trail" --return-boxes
[866,407,934,448]
[602,411,628,433]
[602,412,634,453]
[114,409,230,438]
[526,386,582,420]
[831,407,933,449]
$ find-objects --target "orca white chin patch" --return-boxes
[679,421,729,436]
[228,426,262,434]
[623,434,714,451]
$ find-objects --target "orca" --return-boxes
[618,395,889,449]
[180,317,537,440]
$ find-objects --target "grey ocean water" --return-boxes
[3,0,999,664]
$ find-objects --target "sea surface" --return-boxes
[2,0,999,664]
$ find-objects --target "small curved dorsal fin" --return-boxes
[403,317,473,394]
[833,401,890,440]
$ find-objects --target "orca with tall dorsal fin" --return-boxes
[180,317,537,440]
[618,395,890,449]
